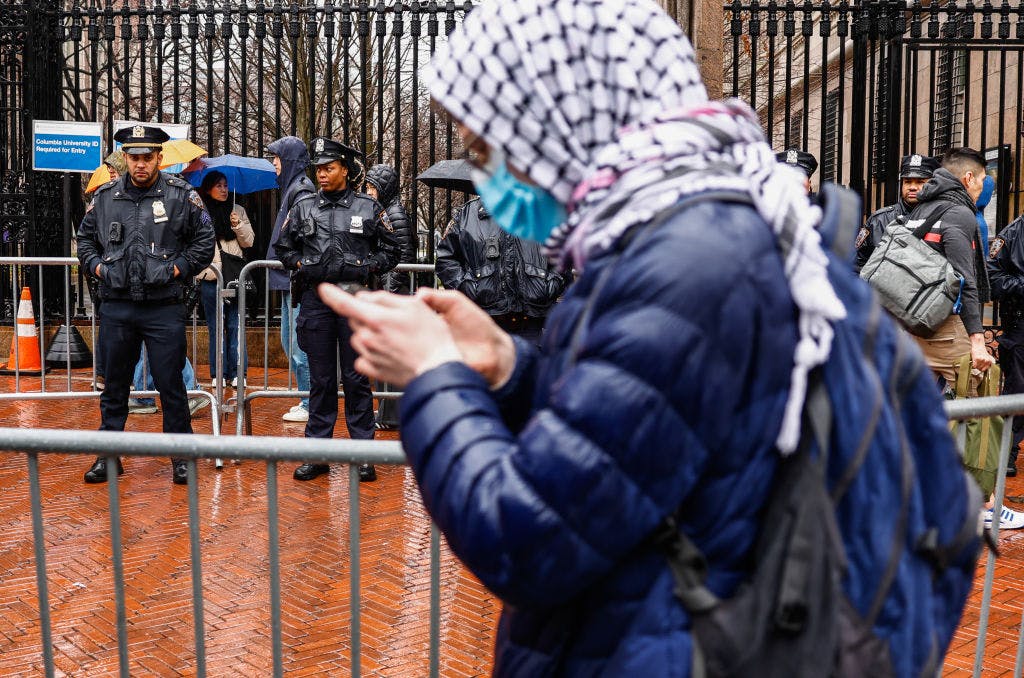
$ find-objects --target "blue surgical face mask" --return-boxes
[471,151,566,244]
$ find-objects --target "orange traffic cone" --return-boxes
[1,287,46,375]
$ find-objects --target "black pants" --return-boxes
[493,313,546,347]
[99,300,192,435]
[296,293,375,441]
[999,326,1024,463]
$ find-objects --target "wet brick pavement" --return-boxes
[0,368,498,676]
[0,366,1022,676]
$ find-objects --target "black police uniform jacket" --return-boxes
[988,215,1024,330]
[435,198,568,318]
[274,187,399,287]
[854,199,911,271]
[78,173,215,302]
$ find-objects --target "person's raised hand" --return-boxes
[415,288,516,389]
[317,284,463,387]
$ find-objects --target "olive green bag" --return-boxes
[950,355,1002,497]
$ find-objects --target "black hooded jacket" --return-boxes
[365,164,415,266]
[988,215,1024,330]
[436,198,567,318]
[266,136,316,291]
[909,167,989,335]
[855,199,911,271]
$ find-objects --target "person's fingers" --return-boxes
[417,287,466,314]
[356,289,414,309]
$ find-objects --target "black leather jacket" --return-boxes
[855,200,910,271]
[77,172,215,302]
[436,198,567,317]
[274,187,399,288]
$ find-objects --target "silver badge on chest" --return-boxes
[152,200,169,223]
[350,215,364,234]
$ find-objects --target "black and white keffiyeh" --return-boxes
[428,0,846,454]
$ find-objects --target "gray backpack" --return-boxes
[859,206,963,337]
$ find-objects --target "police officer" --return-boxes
[855,153,939,271]
[775,148,818,195]
[77,125,215,485]
[989,215,1024,476]
[275,137,399,482]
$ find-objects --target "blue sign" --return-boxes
[33,121,103,173]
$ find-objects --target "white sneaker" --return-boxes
[128,398,159,415]
[231,376,243,388]
[282,404,309,422]
[984,506,1024,530]
[188,397,209,416]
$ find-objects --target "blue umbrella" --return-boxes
[182,154,278,195]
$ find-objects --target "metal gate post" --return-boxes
[848,1,870,197]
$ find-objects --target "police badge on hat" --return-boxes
[133,125,145,138]
[315,138,325,154]
[787,150,798,165]
[909,154,922,167]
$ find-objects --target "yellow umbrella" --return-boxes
[158,139,207,169]
[84,164,112,195]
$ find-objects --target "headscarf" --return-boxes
[427,0,846,454]
[198,170,236,242]
[104,151,127,177]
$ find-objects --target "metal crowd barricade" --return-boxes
[0,257,224,440]
[0,428,444,678]
[946,393,1024,678]
[233,261,436,438]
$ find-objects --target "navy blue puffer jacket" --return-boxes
[400,189,976,676]
[401,198,798,675]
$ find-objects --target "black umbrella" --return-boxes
[416,158,477,195]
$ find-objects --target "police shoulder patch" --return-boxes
[379,210,393,232]
[990,237,1006,260]
[188,190,205,209]
[855,226,870,249]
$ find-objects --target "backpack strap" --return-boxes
[910,203,954,241]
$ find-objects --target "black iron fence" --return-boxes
[725,0,1024,223]
[2,1,1023,320]
[1,0,473,321]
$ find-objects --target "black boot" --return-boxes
[358,464,377,482]
[294,463,330,481]
[84,456,124,483]
[171,459,190,485]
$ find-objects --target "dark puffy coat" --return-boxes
[399,195,974,676]
[855,199,910,271]
[909,168,988,335]
[274,188,399,287]
[365,164,415,265]
[435,198,566,317]
[266,136,316,291]
[988,215,1024,328]
[78,173,215,302]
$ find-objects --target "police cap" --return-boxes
[113,125,170,155]
[308,137,362,170]
[899,153,939,180]
[775,148,818,177]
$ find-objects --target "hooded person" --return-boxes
[364,164,416,291]
[976,174,995,254]
[364,163,416,430]
[265,136,316,421]
[315,0,976,674]
[908,147,995,388]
